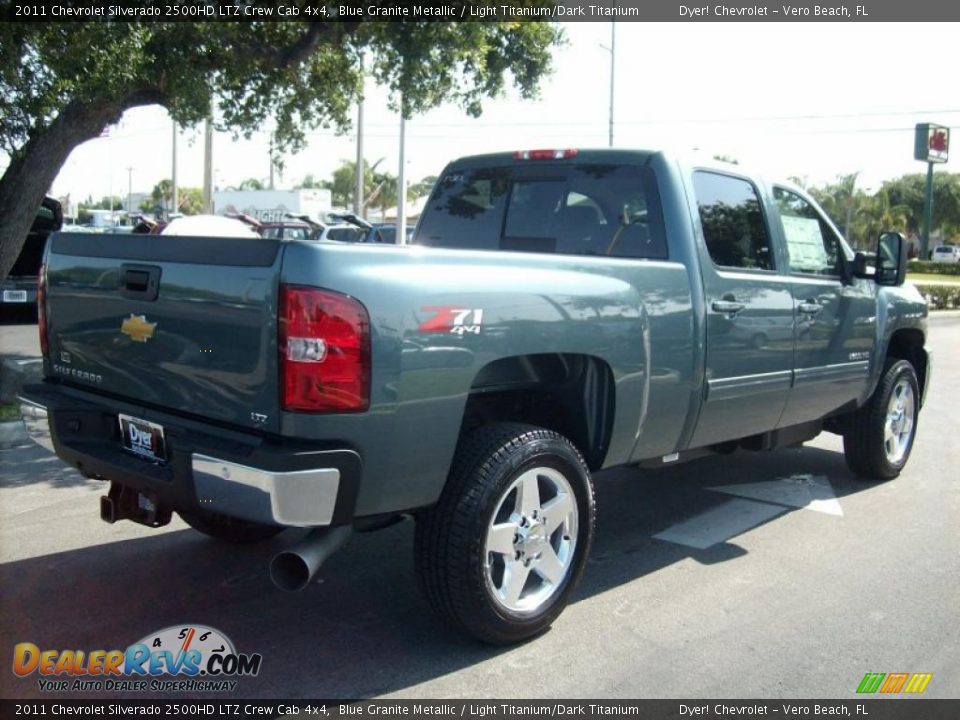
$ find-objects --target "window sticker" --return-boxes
[782,215,829,272]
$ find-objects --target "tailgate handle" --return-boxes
[120,264,161,301]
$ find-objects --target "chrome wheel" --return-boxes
[884,379,915,464]
[484,466,578,614]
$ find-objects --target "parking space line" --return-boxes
[653,498,788,550]
[708,473,843,516]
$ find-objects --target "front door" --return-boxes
[770,186,875,427]
[688,171,794,448]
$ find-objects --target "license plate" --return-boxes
[2,290,27,303]
[119,414,167,463]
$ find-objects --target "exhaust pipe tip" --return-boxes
[270,552,312,592]
[269,525,352,592]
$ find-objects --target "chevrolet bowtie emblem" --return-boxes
[120,314,157,342]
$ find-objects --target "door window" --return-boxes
[773,187,843,276]
[693,172,774,271]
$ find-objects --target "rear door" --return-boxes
[771,186,875,427]
[688,170,794,447]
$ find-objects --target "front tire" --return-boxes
[843,359,920,480]
[179,510,284,544]
[415,423,595,645]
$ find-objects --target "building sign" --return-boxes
[914,123,949,163]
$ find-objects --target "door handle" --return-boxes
[120,264,161,302]
[798,301,822,315]
[711,299,745,315]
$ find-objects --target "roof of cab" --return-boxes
[445,148,659,170]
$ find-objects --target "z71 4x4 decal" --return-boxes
[418,306,484,335]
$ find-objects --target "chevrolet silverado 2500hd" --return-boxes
[20,150,930,644]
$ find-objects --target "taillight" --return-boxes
[279,285,370,413]
[514,148,579,161]
[37,263,48,357]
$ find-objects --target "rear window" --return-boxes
[414,163,667,259]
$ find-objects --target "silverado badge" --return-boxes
[120,314,157,343]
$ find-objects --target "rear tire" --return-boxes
[843,359,919,480]
[179,510,284,544]
[415,423,595,645]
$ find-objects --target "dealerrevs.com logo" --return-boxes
[12,624,262,693]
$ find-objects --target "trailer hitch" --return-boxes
[100,482,172,528]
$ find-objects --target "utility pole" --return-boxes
[608,22,615,147]
[268,134,275,190]
[354,57,365,217]
[599,23,616,147]
[171,120,178,217]
[397,98,407,245]
[126,167,133,217]
[203,116,213,214]
[107,129,114,224]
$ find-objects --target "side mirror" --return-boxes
[849,251,875,280]
[876,231,907,286]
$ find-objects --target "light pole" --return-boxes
[397,98,407,245]
[171,120,178,217]
[599,22,616,147]
[126,167,133,218]
[355,55,365,217]
[203,116,213,214]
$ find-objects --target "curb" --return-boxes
[0,420,28,450]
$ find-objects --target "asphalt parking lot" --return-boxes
[1,316,957,700]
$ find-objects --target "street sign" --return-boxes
[914,123,949,163]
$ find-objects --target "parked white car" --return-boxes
[932,245,960,263]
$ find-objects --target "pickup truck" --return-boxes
[20,150,930,644]
[1,196,62,313]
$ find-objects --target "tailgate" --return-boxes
[44,232,283,433]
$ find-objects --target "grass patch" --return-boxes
[0,403,20,422]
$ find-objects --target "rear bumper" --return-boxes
[18,385,360,528]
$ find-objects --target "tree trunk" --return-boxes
[0,96,155,281]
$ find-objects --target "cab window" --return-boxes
[693,172,774,271]
[773,187,843,277]
[416,163,667,260]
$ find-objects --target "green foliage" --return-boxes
[410,175,438,199]
[146,179,202,215]
[295,174,327,190]
[807,172,960,250]
[916,283,960,309]
[323,159,420,212]
[907,260,960,276]
[0,21,562,160]
[880,173,960,239]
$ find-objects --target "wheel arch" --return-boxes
[885,328,929,407]
[460,353,615,471]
